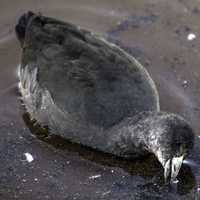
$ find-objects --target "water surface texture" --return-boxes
[0,0,200,199]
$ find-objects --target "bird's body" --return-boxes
[16,12,194,182]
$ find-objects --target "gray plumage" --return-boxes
[16,12,194,183]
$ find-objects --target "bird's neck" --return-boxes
[104,113,152,158]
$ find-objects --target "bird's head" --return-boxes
[145,113,194,183]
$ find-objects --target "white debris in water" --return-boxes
[22,179,27,183]
[24,153,34,163]
[102,190,111,196]
[197,187,200,192]
[66,161,70,165]
[182,80,188,88]
[34,178,38,182]
[111,170,114,173]
[187,33,196,41]
[89,174,101,180]
[183,80,188,84]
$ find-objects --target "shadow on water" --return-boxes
[23,112,196,196]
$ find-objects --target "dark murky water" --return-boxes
[0,0,200,199]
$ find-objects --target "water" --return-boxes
[0,0,200,199]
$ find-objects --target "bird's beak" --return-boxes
[164,155,184,183]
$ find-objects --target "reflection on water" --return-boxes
[183,159,198,168]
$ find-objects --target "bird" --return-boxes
[15,11,194,183]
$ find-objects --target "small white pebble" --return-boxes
[89,174,101,180]
[183,80,188,84]
[111,170,114,173]
[34,178,38,182]
[197,187,200,192]
[182,80,188,88]
[187,33,196,41]
[24,153,34,163]
[22,179,27,183]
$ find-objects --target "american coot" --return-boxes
[16,11,194,183]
